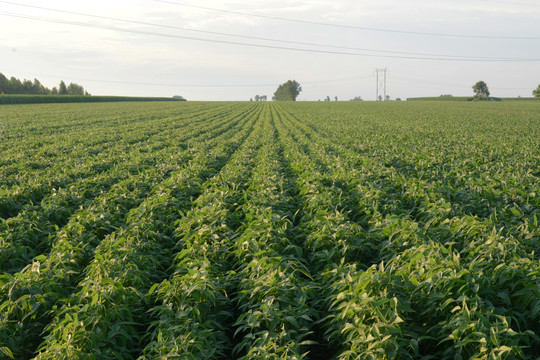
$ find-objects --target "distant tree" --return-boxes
[58,81,68,95]
[0,73,8,93]
[0,72,92,95]
[385,95,390,101]
[350,96,363,101]
[396,98,402,101]
[261,95,267,101]
[254,95,260,101]
[33,79,48,94]
[22,79,34,94]
[472,81,490,100]
[533,84,540,98]
[272,96,276,101]
[335,96,338,101]
[9,77,22,93]
[172,95,185,100]
[378,95,383,101]
[67,83,85,95]
[325,96,330,102]
[274,80,302,101]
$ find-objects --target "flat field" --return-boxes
[0,101,538,359]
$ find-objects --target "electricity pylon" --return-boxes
[376,68,388,101]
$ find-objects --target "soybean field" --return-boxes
[0,101,538,359]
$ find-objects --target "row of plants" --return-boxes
[276,102,539,358]
[31,104,260,359]
[0,101,537,358]
[272,104,400,358]
[139,106,266,358]
[0,103,260,359]
[0,104,251,357]
[0,102,240,208]
[0,103,248,275]
[225,110,315,359]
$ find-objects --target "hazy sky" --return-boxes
[1,0,539,100]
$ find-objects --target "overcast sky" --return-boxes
[1,0,539,100]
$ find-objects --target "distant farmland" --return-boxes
[0,101,538,359]
[406,96,538,101]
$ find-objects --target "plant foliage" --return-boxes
[0,101,538,359]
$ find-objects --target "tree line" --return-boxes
[0,73,89,96]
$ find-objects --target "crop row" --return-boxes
[141,105,315,359]
[32,105,259,359]
[1,103,260,358]
[0,103,249,274]
[276,102,539,359]
[139,107,266,358]
[0,102,240,212]
[0,101,538,359]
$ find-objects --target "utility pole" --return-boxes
[376,68,388,101]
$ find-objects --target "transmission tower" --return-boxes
[376,68,388,101]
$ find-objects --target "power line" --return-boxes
[2,11,539,62]
[0,0,528,61]
[154,0,540,40]
[83,79,276,88]
[303,75,374,84]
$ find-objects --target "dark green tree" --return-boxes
[0,72,93,95]
[274,80,302,101]
[21,79,33,94]
[32,79,46,94]
[472,81,490,100]
[58,81,68,95]
[533,84,540,98]
[8,77,22,93]
[67,83,85,95]
[0,73,8,94]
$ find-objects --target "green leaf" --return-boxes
[0,347,14,359]
[147,283,160,297]
[91,293,99,307]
